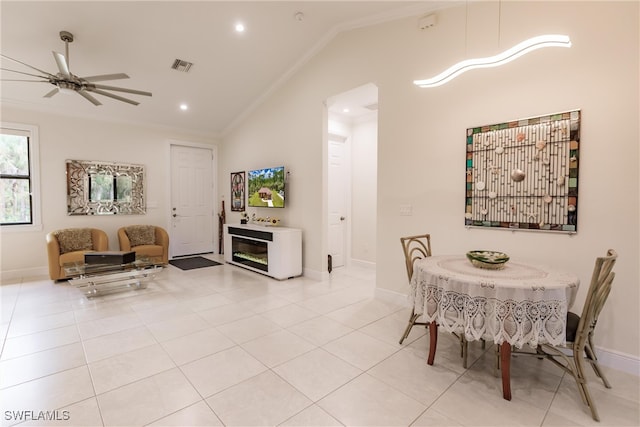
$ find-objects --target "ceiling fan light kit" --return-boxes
[1,30,152,106]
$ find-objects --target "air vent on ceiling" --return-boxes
[364,103,378,111]
[171,59,193,72]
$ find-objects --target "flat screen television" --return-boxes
[247,166,285,208]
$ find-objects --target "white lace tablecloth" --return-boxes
[410,255,580,348]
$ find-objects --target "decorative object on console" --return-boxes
[66,159,145,215]
[253,216,280,226]
[230,171,245,212]
[466,250,510,270]
[248,166,285,208]
[240,212,249,224]
[465,110,580,233]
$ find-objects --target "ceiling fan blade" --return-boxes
[44,88,59,98]
[77,90,102,106]
[89,88,140,106]
[81,73,129,82]
[1,67,50,80]
[1,79,49,82]
[52,51,71,78]
[1,53,56,78]
[89,83,152,97]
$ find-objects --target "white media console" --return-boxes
[223,224,302,280]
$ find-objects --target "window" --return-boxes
[0,123,41,230]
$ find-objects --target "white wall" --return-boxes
[220,1,639,361]
[351,116,377,264]
[0,107,216,280]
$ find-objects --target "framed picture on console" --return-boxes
[230,171,245,212]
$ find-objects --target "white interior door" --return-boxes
[328,136,349,268]
[170,144,215,257]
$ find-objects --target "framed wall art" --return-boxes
[465,110,580,233]
[230,171,245,212]
[66,159,146,215]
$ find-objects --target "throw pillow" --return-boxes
[55,228,94,254]
[125,225,156,247]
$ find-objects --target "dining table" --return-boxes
[410,254,580,400]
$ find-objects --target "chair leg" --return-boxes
[399,309,421,345]
[585,337,612,389]
[460,335,468,369]
[574,347,600,422]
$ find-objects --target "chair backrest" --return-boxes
[575,249,617,348]
[400,234,432,282]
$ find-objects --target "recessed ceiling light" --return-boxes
[343,108,350,113]
[235,22,245,33]
[179,103,188,111]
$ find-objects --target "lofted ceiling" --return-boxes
[0,1,451,137]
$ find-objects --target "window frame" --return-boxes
[0,122,42,232]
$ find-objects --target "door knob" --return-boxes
[340,216,345,221]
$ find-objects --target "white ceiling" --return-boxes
[0,1,451,137]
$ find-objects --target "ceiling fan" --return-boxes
[0,30,152,106]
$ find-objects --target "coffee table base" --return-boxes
[69,266,163,298]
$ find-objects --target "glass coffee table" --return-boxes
[63,256,165,297]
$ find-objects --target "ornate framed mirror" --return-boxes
[66,160,146,215]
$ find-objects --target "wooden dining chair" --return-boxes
[398,234,432,344]
[516,249,618,422]
[399,234,472,368]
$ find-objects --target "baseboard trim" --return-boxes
[595,346,640,376]
[303,267,327,282]
[375,287,640,377]
[1,266,49,283]
[350,258,376,270]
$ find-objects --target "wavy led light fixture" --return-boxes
[414,34,571,88]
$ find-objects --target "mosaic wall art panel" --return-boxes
[465,110,580,233]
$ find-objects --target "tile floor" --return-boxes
[1,257,638,426]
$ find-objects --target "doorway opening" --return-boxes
[325,83,378,273]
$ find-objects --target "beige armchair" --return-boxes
[46,228,109,280]
[118,225,169,264]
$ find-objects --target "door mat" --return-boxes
[169,256,222,271]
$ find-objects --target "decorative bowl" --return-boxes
[466,250,510,270]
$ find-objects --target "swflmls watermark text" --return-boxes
[4,410,70,422]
